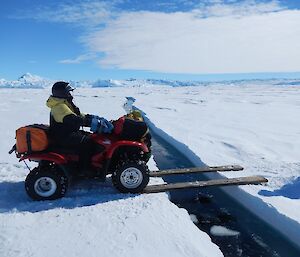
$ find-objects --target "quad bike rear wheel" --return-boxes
[112,160,149,193]
[25,165,68,200]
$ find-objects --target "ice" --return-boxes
[210,226,240,237]
[190,214,199,224]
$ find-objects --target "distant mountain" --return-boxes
[275,80,300,86]
[0,73,52,88]
[1,73,300,89]
[18,73,44,83]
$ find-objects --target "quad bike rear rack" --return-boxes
[143,165,268,194]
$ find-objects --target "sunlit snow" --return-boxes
[1,75,300,256]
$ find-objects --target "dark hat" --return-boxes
[52,81,75,99]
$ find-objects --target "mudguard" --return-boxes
[19,152,69,164]
[106,140,149,159]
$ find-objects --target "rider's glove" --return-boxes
[90,117,114,134]
[83,114,98,127]
[90,116,100,132]
[99,118,114,134]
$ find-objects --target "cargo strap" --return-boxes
[26,130,32,153]
[23,160,32,172]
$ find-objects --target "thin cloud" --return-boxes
[19,1,118,27]
[59,53,97,64]
[194,0,285,17]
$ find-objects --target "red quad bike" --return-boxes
[9,116,152,201]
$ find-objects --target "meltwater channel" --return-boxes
[150,131,300,257]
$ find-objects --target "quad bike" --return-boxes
[9,122,268,201]
[9,114,152,201]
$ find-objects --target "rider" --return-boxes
[46,81,113,176]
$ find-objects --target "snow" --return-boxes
[1,75,300,255]
[0,190,220,257]
[0,87,222,257]
[130,83,300,247]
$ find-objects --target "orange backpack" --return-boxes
[16,124,49,154]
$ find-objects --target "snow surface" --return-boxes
[1,75,300,255]
[0,88,222,257]
[130,83,300,247]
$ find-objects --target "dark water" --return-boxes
[151,132,300,257]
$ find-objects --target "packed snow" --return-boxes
[1,75,300,255]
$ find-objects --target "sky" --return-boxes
[1,0,300,81]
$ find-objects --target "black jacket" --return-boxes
[46,96,87,141]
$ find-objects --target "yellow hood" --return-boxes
[46,96,76,123]
[46,96,69,109]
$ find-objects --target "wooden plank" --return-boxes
[149,165,244,177]
[143,176,268,193]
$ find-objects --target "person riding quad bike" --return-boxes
[46,81,114,176]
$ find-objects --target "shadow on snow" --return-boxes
[0,178,133,213]
[258,177,300,199]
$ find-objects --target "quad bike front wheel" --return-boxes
[25,165,68,200]
[112,160,149,193]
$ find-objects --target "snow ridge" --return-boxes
[1,73,300,89]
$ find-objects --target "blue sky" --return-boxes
[1,0,300,81]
